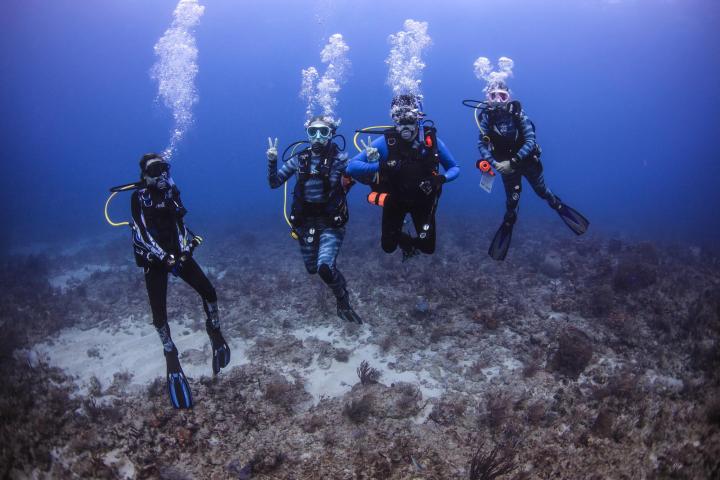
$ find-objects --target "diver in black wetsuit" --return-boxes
[130,153,230,409]
[476,82,590,260]
[347,94,460,260]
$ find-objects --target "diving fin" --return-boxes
[555,202,590,236]
[165,349,193,409]
[488,221,514,261]
[207,326,231,375]
[337,295,363,324]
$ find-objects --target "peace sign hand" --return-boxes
[266,137,279,162]
[360,136,379,163]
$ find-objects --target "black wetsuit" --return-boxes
[130,185,216,330]
[347,127,460,255]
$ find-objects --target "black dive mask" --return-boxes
[143,161,171,190]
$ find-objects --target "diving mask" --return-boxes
[307,125,332,140]
[144,160,171,190]
[487,89,510,104]
[395,120,418,141]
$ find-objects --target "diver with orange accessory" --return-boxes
[347,94,460,261]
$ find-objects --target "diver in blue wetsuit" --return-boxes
[267,116,362,324]
[477,81,589,261]
[347,94,460,260]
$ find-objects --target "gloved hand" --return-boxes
[493,160,515,175]
[360,137,380,163]
[190,235,203,251]
[266,137,279,162]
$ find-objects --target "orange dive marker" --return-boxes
[367,191,388,207]
[476,159,496,193]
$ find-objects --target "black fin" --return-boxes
[488,222,514,261]
[207,327,231,375]
[556,203,590,235]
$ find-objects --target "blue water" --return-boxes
[2,0,719,254]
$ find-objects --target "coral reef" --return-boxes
[1,214,719,478]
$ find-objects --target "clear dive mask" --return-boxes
[487,89,510,104]
[307,125,332,140]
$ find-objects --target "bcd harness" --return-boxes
[132,186,198,268]
[289,143,349,230]
[480,100,541,162]
[368,124,441,206]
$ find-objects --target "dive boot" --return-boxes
[165,348,193,409]
[488,221,514,261]
[319,265,362,324]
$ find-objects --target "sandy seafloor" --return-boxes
[1,212,719,479]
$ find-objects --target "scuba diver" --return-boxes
[266,116,362,324]
[130,153,230,409]
[475,81,590,260]
[347,94,460,260]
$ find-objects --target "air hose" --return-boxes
[104,182,143,227]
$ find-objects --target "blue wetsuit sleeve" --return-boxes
[477,114,494,162]
[436,138,459,182]
[347,137,388,182]
[515,114,537,160]
[268,155,298,189]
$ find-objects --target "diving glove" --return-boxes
[190,235,203,251]
[493,160,515,175]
